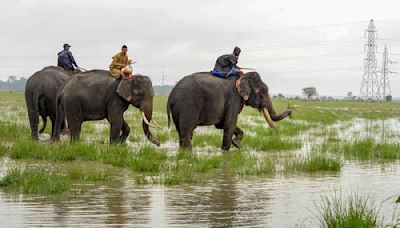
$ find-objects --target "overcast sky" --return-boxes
[1,0,400,96]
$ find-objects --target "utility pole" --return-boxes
[161,65,165,86]
[378,44,397,100]
[360,19,380,101]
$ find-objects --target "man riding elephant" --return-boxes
[212,46,243,77]
[167,71,292,150]
[109,45,133,79]
[57,43,78,72]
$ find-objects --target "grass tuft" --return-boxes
[284,153,342,173]
[315,191,382,228]
[0,167,71,195]
[322,139,400,160]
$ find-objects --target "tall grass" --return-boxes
[0,167,71,195]
[315,191,382,227]
[243,135,302,151]
[155,149,223,185]
[8,139,99,161]
[284,153,342,173]
[224,151,276,176]
[322,139,400,160]
[0,166,110,195]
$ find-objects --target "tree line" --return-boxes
[0,76,27,91]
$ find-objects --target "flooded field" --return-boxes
[0,91,399,227]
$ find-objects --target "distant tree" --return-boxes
[385,95,392,101]
[7,75,16,83]
[302,87,318,99]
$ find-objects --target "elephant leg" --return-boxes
[178,117,196,150]
[232,127,244,149]
[119,120,130,142]
[222,127,236,151]
[216,121,242,149]
[68,121,82,142]
[221,114,239,151]
[109,119,123,143]
[180,126,194,149]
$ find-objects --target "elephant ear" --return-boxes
[237,77,251,100]
[117,79,133,102]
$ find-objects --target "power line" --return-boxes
[240,20,367,33]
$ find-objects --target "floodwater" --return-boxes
[0,119,400,227]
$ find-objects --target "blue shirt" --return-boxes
[57,50,77,70]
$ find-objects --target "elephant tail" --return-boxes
[52,92,64,141]
[25,88,41,140]
[167,101,171,129]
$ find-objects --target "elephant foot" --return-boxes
[232,138,241,149]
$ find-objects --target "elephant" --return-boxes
[167,72,292,150]
[52,70,160,145]
[25,66,75,140]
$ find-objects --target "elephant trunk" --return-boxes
[141,99,160,146]
[262,88,292,128]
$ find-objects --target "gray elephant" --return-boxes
[25,66,75,140]
[167,72,292,150]
[52,70,160,145]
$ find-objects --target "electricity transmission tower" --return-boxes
[378,44,396,100]
[360,19,380,101]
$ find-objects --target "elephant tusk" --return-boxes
[151,119,162,129]
[262,108,277,128]
[141,111,160,129]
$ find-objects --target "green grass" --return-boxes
[192,133,221,148]
[66,166,110,181]
[154,149,223,185]
[284,153,342,173]
[0,166,111,195]
[243,135,302,151]
[0,121,29,141]
[224,151,276,176]
[315,191,382,228]
[0,167,71,195]
[8,139,99,162]
[0,143,7,157]
[130,146,168,172]
[322,139,400,161]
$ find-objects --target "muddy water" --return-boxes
[0,119,400,227]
